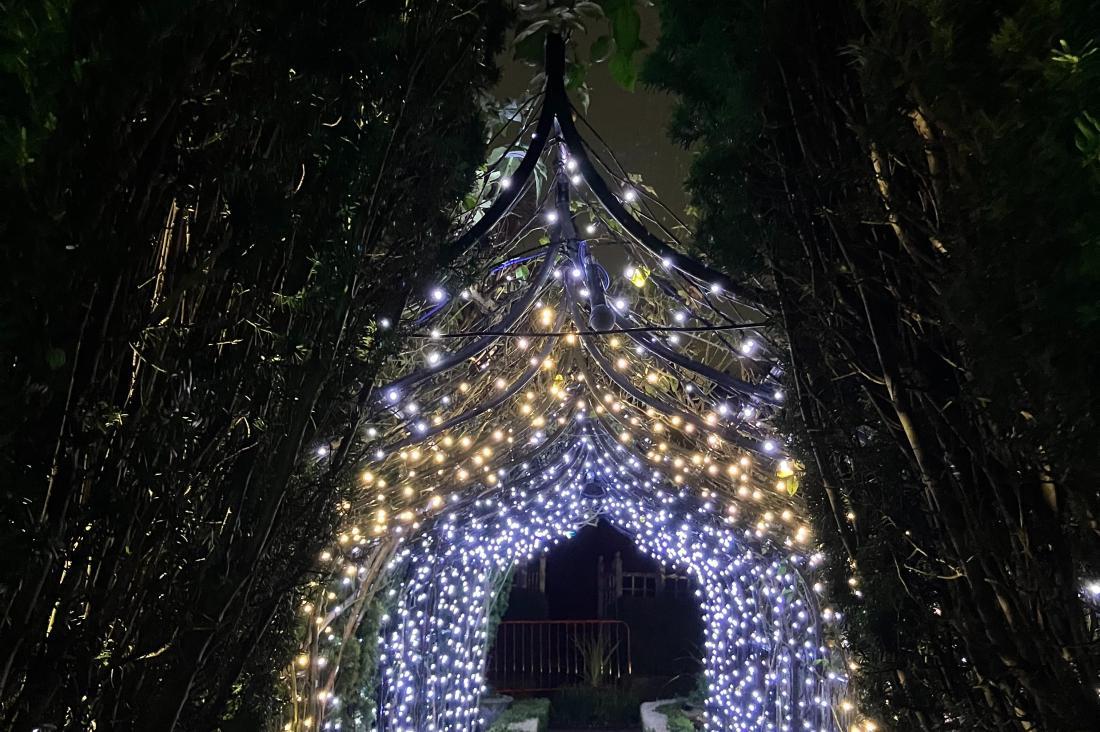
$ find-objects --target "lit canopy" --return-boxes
[302,33,864,732]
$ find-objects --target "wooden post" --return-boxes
[613,552,623,599]
[597,555,605,617]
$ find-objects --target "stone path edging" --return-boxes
[640,698,680,732]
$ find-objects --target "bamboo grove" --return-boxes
[0,1,507,728]
[645,0,1100,729]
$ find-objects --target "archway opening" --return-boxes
[374,435,845,731]
[488,517,705,726]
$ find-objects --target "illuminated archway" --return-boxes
[292,31,872,732]
[374,429,848,732]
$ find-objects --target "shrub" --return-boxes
[551,685,643,727]
[489,698,551,732]
[655,702,694,732]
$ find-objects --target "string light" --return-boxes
[284,65,873,731]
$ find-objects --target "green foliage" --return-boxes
[488,698,551,732]
[329,594,389,731]
[601,0,644,90]
[511,0,648,92]
[654,702,694,732]
[642,0,767,271]
[0,0,72,176]
[550,684,643,727]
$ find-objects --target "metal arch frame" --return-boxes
[444,33,773,309]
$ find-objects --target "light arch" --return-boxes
[374,430,848,732]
